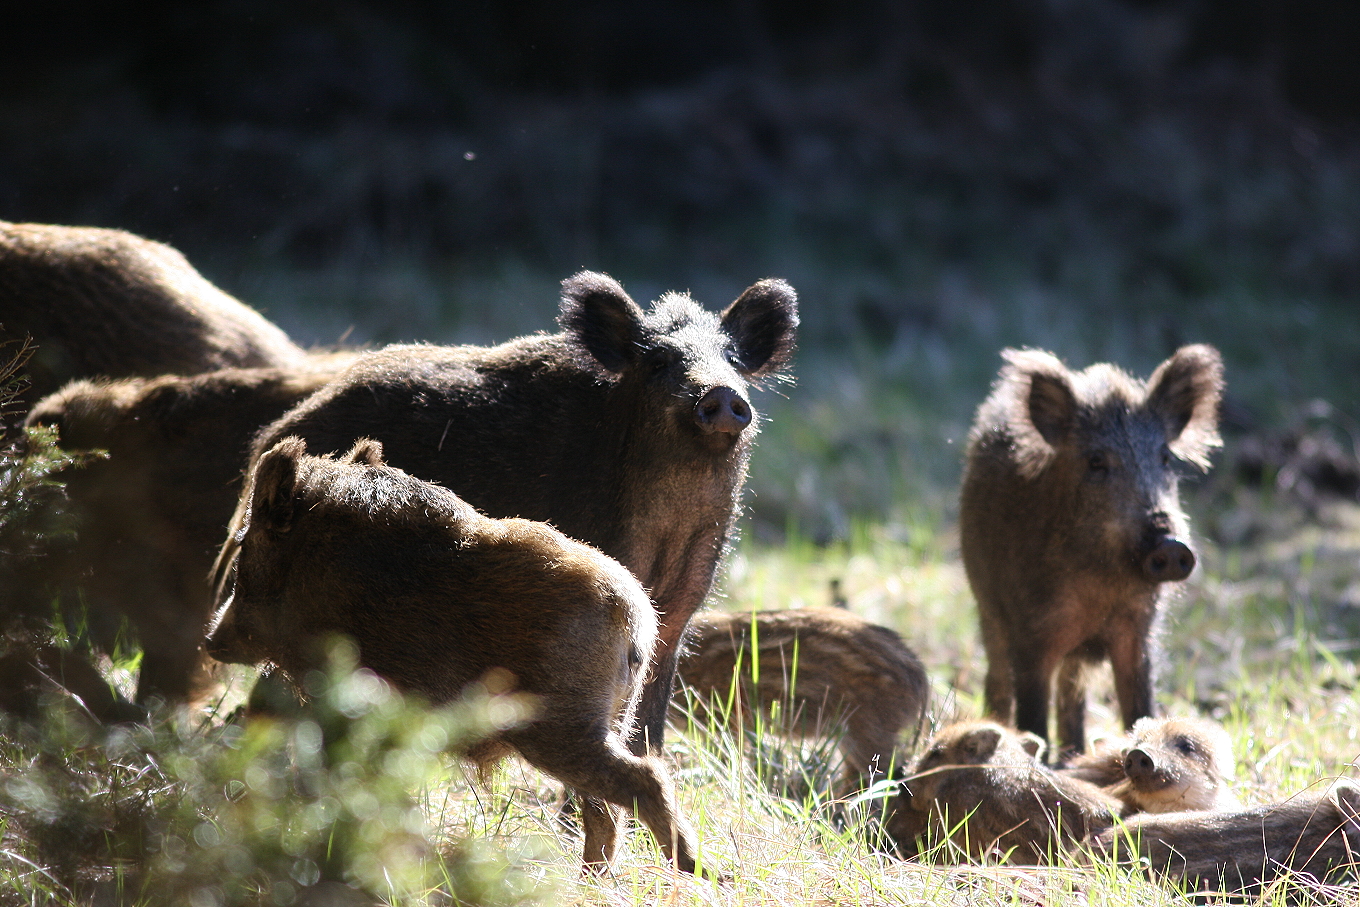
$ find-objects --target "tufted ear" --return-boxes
[720,278,799,379]
[1146,344,1224,472]
[251,436,305,534]
[341,437,384,467]
[961,725,1003,761]
[558,271,646,375]
[996,348,1076,479]
[1018,731,1047,761]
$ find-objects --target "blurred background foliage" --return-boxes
[2,0,1358,539]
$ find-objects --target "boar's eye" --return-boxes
[1173,737,1196,755]
[1160,445,1173,468]
[1086,451,1110,474]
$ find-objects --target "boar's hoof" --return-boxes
[1142,538,1195,583]
[696,386,751,435]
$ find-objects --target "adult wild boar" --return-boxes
[207,437,701,874]
[240,271,798,752]
[0,220,304,425]
[14,356,353,705]
[960,345,1223,756]
[676,607,928,794]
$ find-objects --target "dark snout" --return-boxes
[1141,537,1195,583]
[695,386,752,435]
[1124,746,1157,781]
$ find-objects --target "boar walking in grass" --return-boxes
[1060,715,1239,814]
[960,345,1224,755]
[10,357,352,705]
[207,437,701,874]
[0,220,304,427]
[883,720,1121,864]
[237,271,798,754]
[676,607,928,794]
[1092,781,1360,893]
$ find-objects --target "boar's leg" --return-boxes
[979,612,1016,727]
[1054,655,1088,758]
[631,638,684,756]
[1012,647,1059,749]
[515,732,699,874]
[577,797,622,870]
[1107,629,1156,731]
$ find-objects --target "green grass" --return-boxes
[2,479,1358,905]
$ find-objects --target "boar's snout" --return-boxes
[695,386,751,435]
[1141,537,1195,583]
[1124,746,1157,780]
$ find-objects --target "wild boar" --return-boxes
[1060,715,1239,814]
[960,345,1224,755]
[207,437,700,874]
[11,356,353,705]
[0,220,304,426]
[1092,781,1360,893]
[675,607,928,793]
[883,720,1120,864]
[236,270,798,754]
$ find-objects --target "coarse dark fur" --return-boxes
[1092,781,1360,893]
[1060,715,1239,815]
[10,356,353,705]
[960,345,1224,755]
[676,607,928,793]
[0,220,304,427]
[206,437,699,874]
[883,720,1121,864]
[231,271,798,754]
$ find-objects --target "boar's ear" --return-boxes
[251,437,305,533]
[1146,344,1223,472]
[1018,732,1047,761]
[961,725,1003,761]
[1000,349,1075,478]
[558,271,646,376]
[1331,781,1360,834]
[342,438,384,467]
[721,279,799,379]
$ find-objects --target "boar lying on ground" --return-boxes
[235,271,798,754]
[883,720,1120,864]
[1060,715,1239,815]
[1092,781,1360,893]
[207,437,701,874]
[676,607,928,793]
[0,220,304,426]
[10,357,352,705]
[960,345,1224,755]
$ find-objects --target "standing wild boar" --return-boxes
[1092,781,1360,893]
[11,357,353,705]
[0,220,305,425]
[960,345,1224,755]
[883,720,1121,864]
[207,437,700,874]
[238,271,798,753]
[1060,715,1239,814]
[676,607,928,793]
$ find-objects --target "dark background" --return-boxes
[3,0,1358,534]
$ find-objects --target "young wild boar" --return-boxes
[676,607,928,793]
[960,345,1224,756]
[237,271,798,754]
[883,720,1120,864]
[1060,715,1239,814]
[0,220,304,426]
[1092,781,1360,893]
[207,437,700,874]
[10,357,353,705]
